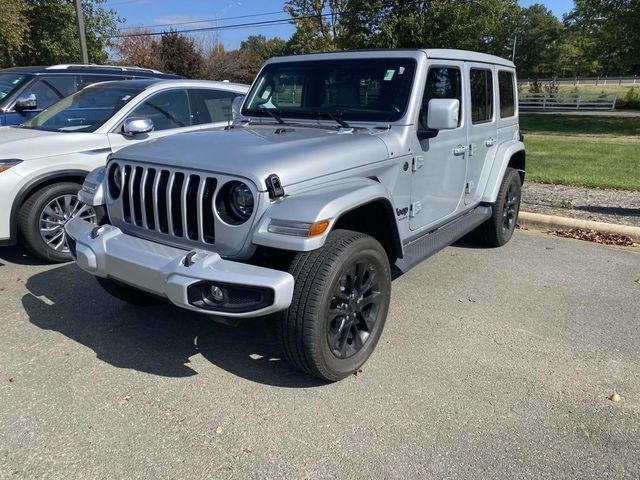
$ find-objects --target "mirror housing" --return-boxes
[232,95,244,118]
[122,117,154,136]
[14,93,37,112]
[427,98,460,131]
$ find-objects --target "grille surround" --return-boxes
[106,160,260,257]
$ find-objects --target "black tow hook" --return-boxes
[183,251,197,267]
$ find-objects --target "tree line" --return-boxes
[1,0,638,81]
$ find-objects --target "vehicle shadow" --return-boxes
[22,264,326,388]
[574,205,640,217]
[0,245,52,266]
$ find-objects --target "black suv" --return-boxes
[0,64,182,126]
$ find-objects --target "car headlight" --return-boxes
[107,162,123,199]
[0,159,23,173]
[216,181,254,224]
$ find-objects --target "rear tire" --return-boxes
[475,167,522,247]
[277,230,391,381]
[96,277,160,306]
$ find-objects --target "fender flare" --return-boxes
[481,140,525,203]
[252,177,399,252]
[3,169,90,246]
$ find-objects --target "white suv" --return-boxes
[0,79,248,261]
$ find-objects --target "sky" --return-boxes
[108,0,576,50]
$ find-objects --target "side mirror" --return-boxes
[122,117,154,136]
[232,95,244,118]
[427,98,460,131]
[14,93,37,112]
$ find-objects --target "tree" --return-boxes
[514,4,563,77]
[565,0,640,75]
[0,0,30,67]
[16,0,120,65]
[114,28,161,69]
[240,35,289,73]
[158,30,204,78]
[284,0,348,53]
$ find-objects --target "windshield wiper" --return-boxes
[259,109,285,124]
[317,112,350,129]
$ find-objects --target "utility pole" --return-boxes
[511,31,517,63]
[74,0,89,63]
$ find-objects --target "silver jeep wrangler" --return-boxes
[66,49,525,381]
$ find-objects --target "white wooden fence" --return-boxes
[519,76,638,87]
[518,93,617,111]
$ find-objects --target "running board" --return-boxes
[394,206,492,273]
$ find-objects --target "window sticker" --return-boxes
[399,66,405,75]
[383,69,396,81]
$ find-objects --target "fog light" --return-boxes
[209,285,224,302]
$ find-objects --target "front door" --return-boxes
[410,62,468,231]
[464,63,498,205]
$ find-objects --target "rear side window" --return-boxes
[498,71,515,118]
[470,69,493,124]
[130,89,190,131]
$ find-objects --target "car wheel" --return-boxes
[476,167,522,247]
[277,229,392,381]
[18,182,97,263]
[96,277,161,306]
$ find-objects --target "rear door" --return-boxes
[464,63,498,205]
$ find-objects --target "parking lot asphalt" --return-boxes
[1,230,639,479]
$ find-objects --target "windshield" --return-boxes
[22,83,144,133]
[243,58,417,123]
[0,73,30,102]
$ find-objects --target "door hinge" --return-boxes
[411,155,424,172]
[465,181,475,194]
[469,143,477,156]
[410,201,422,217]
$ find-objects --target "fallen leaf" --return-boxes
[16,278,22,283]
[449,252,459,257]
[0,288,4,292]
[8,378,14,383]
[635,278,640,284]
[458,298,463,303]
[544,284,551,289]
[468,297,476,303]
[609,393,621,402]
[549,229,633,247]
[212,425,223,434]
[243,448,252,454]
[516,224,528,230]
[123,395,131,401]
[352,368,363,377]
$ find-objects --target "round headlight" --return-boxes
[229,182,254,220]
[107,163,122,198]
[216,181,254,225]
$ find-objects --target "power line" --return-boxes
[111,12,333,38]
[119,10,285,31]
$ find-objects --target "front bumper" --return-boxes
[65,218,294,318]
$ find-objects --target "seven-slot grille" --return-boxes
[117,164,217,244]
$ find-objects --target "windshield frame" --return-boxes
[242,57,418,125]
[20,82,145,133]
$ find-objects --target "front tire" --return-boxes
[17,182,96,263]
[277,230,392,381]
[475,167,522,247]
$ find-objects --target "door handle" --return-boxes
[485,137,496,147]
[453,145,468,156]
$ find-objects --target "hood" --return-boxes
[0,126,109,160]
[112,125,391,190]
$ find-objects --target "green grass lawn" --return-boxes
[520,114,640,190]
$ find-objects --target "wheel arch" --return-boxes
[6,170,90,244]
[481,140,525,204]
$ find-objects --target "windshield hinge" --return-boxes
[266,174,285,199]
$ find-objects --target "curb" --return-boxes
[518,211,640,243]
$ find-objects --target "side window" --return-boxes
[470,69,493,124]
[189,89,240,125]
[421,67,462,128]
[20,75,77,110]
[498,71,515,118]
[129,89,190,131]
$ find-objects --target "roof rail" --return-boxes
[45,64,163,74]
